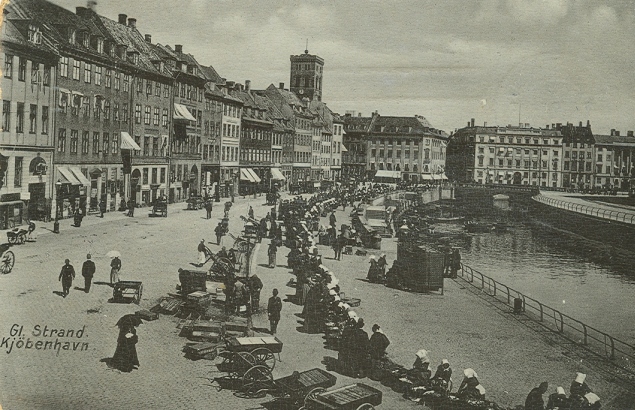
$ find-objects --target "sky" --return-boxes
[46,0,635,135]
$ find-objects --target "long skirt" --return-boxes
[112,333,139,372]
[198,251,206,265]
[110,268,120,284]
[268,253,276,268]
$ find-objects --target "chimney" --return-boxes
[145,34,152,43]
[519,123,523,127]
[118,14,127,24]
[358,113,362,117]
[483,121,487,127]
[579,121,583,127]
[127,18,136,29]
[279,82,284,90]
[470,118,475,127]
[525,123,530,128]
[467,121,471,127]
[546,124,549,129]
[75,6,87,16]
[552,123,556,129]
[611,129,615,136]
[175,44,182,53]
[628,131,634,137]
[616,131,620,136]
[245,80,251,92]
[587,120,591,128]
[87,1,97,11]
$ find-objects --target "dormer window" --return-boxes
[127,51,139,65]
[68,28,76,45]
[96,37,104,53]
[28,25,42,44]
[82,32,89,48]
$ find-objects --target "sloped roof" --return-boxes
[594,134,635,145]
[199,65,223,83]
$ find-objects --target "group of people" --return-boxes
[525,373,601,410]
[57,254,121,297]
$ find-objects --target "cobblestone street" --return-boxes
[0,195,633,409]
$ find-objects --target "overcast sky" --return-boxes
[51,0,635,134]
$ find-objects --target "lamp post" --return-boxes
[53,180,62,233]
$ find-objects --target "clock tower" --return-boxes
[290,49,324,101]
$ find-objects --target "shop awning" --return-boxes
[421,174,434,180]
[246,168,261,183]
[432,174,441,180]
[440,173,448,180]
[173,103,197,122]
[69,167,90,186]
[374,170,401,179]
[120,132,141,151]
[240,168,255,182]
[341,144,348,152]
[58,167,82,185]
[0,200,24,207]
[271,168,285,180]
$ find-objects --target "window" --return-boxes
[137,78,143,94]
[28,25,42,44]
[31,63,40,85]
[82,131,89,154]
[16,103,24,133]
[135,104,141,124]
[114,71,120,90]
[160,168,166,183]
[113,103,119,121]
[42,107,49,134]
[29,104,37,133]
[153,107,160,126]
[112,134,118,155]
[92,132,100,154]
[143,168,148,184]
[598,154,603,162]
[72,60,80,80]
[146,80,152,95]
[163,84,170,98]
[84,63,91,83]
[152,137,159,156]
[144,106,151,125]
[94,66,102,85]
[4,54,13,78]
[152,168,158,184]
[123,74,129,92]
[18,57,27,81]
[70,130,78,154]
[155,81,161,97]
[58,129,66,152]
[3,101,11,131]
[96,38,104,54]
[81,97,90,117]
[102,133,109,155]
[104,100,110,121]
[105,68,112,88]
[14,157,23,187]
[162,109,168,127]
[123,103,129,123]
[144,137,150,156]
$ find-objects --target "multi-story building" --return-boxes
[558,121,595,190]
[331,114,344,182]
[1,7,57,227]
[97,14,173,209]
[593,130,635,191]
[343,112,374,182]
[367,114,447,182]
[259,92,291,190]
[199,69,224,199]
[216,82,243,198]
[447,119,563,187]
[231,80,273,195]
[289,49,324,102]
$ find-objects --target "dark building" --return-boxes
[343,113,375,182]
[289,49,324,102]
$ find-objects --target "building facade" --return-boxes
[342,113,374,182]
[289,49,324,102]
[1,9,57,228]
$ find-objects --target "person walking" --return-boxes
[268,240,278,268]
[197,239,207,266]
[59,259,75,297]
[127,199,135,217]
[110,256,122,284]
[248,205,254,220]
[99,199,106,218]
[205,200,213,219]
[215,222,224,245]
[81,254,96,293]
[248,274,263,312]
[267,289,282,335]
[27,220,36,241]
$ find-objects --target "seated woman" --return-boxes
[430,359,452,393]
[456,368,481,400]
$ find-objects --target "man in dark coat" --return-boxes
[267,289,282,335]
[329,212,337,229]
[81,254,96,293]
[205,200,213,219]
[215,222,224,245]
[248,274,264,312]
[369,324,390,360]
[350,318,370,377]
[525,382,549,410]
[59,259,75,297]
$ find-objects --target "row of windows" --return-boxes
[242,128,271,141]
[478,157,556,170]
[61,96,129,124]
[4,157,24,188]
[4,55,51,85]
[138,167,167,185]
[294,135,311,146]
[1,101,49,134]
[133,104,169,127]
[59,57,131,92]
[371,163,419,172]
[56,129,119,155]
[477,136,560,145]
[565,151,592,159]
[371,148,420,159]
[240,149,271,163]
[224,123,240,138]
[223,104,241,118]
[479,147,558,157]
[176,81,203,102]
[371,138,435,147]
[170,136,201,156]
[294,152,311,163]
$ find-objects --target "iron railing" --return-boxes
[533,194,635,225]
[457,264,635,372]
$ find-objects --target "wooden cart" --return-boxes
[0,244,15,274]
[302,383,382,410]
[243,367,337,403]
[112,280,143,304]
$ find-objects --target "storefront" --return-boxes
[0,193,24,230]
[55,167,89,219]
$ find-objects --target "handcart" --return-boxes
[6,228,27,245]
[302,383,382,410]
[112,280,143,304]
[151,198,168,217]
[243,368,337,403]
[0,244,15,274]
[187,196,205,210]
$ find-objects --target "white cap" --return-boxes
[442,359,449,365]
[369,255,376,260]
[463,368,478,379]
[329,290,337,296]
[319,264,328,271]
[381,253,386,258]
[584,393,600,404]
[415,349,429,360]
[556,387,565,395]
[333,295,340,301]
[575,372,586,384]
[337,302,345,308]
[347,311,357,318]
[476,385,486,395]
[327,282,337,289]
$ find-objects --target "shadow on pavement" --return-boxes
[52,291,66,298]
[93,281,113,287]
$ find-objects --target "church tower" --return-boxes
[290,48,324,101]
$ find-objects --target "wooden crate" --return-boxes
[135,310,158,321]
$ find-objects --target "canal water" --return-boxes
[431,217,635,345]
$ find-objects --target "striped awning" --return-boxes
[69,167,90,186]
[271,168,285,180]
[246,168,261,183]
[240,168,255,182]
[58,167,81,185]
[173,103,196,122]
[120,132,141,151]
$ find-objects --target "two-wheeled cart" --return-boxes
[242,367,337,405]
[0,244,15,274]
[302,383,382,410]
[112,280,143,304]
[6,229,27,245]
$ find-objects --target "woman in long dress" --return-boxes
[111,316,140,372]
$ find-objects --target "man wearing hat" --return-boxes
[197,239,207,266]
[81,254,96,293]
[525,381,549,410]
[369,324,390,360]
[58,259,75,297]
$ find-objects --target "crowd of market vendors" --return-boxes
[193,181,604,409]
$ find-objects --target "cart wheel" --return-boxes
[251,347,276,370]
[8,236,16,245]
[242,365,273,396]
[355,404,375,410]
[1,251,15,274]
[203,348,218,361]
[304,387,326,408]
[229,352,256,379]
[19,234,26,244]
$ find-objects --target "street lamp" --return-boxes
[54,180,62,233]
